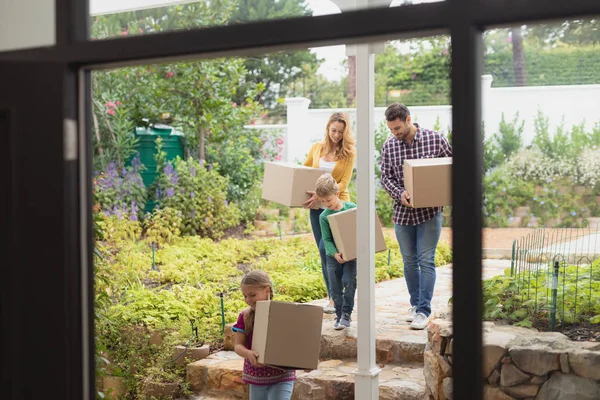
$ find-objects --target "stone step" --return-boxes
[223,317,429,365]
[186,351,427,400]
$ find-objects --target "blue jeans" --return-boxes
[394,212,442,317]
[249,381,294,400]
[326,255,357,318]
[309,208,330,299]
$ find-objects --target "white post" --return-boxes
[481,74,494,140]
[284,97,311,163]
[354,42,380,400]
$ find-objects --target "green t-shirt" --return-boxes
[319,201,357,257]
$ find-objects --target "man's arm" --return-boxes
[440,134,453,157]
[380,142,404,201]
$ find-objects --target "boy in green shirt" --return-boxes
[316,173,358,330]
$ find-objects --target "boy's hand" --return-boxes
[334,253,345,264]
[246,350,261,366]
[303,191,318,209]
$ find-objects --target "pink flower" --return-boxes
[442,49,448,55]
[276,138,284,145]
[121,31,128,37]
[106,101,115,108]
[139,28,143,34]
[250,119,256,125]
[275,155,282,161]
[231,102,237,108]
[165,71,174,78]
[115,101,121,106]
[107,109,115,116]
[260,112,267,118]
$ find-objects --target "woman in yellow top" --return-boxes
[303,112,356,314]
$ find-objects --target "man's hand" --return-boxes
[303,191,318,209]
[401,190,412,207]
[246,350,261,366]
[334,253,345,264]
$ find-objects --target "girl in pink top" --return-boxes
[233,270,295,399]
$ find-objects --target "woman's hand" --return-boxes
[303,191,318,209]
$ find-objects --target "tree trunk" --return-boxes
[511,27,527,86]
[347,55,356,106]
[199,127,205,162]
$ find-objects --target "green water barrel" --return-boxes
[132,124,185,213]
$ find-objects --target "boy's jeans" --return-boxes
[309,208,330,298]
[326,255,357,318]
[394,212,442,317]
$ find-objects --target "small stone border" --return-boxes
[425,319,600,399]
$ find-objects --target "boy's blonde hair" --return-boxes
[315,173,339,197]
[241,270,274,336]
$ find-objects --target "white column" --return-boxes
[354,42,381,400]
[481,74,494,140]
[284,97,311,163]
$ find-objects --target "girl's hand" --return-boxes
[334,253,345,264]
[246,350,260,366]
[303,191,318,209]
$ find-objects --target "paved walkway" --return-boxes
[310,260,511,342]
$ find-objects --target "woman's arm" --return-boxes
[336,150,356,194]
[303,143,318,167]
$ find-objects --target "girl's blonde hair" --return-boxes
[322,112,355,161]
[241,270,274,336]
[315,173,339,198]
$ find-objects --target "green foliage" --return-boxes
[376,38,451,106]
[230,0,322,109]
[484,113,524,173]
[143,207,183,246]
[95,154,147,220]
[483,259,600,328]
[154,157,241,239]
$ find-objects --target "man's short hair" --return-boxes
[385,103,410,122]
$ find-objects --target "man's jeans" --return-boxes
[310,208,330,298]
[394,212,442,317]
[326,255,357,318]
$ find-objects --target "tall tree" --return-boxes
[510,27,527,86]
[229,0,322,109]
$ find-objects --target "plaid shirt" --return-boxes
[380,127,453,226]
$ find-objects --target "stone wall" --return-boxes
[425,319,600,400]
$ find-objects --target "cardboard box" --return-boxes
[261,162,324,208]
[403,157,452,208]
[252,301,323,370]
[327,208,387,262]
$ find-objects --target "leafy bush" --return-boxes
[143,207,183,246]
[155,157,240,239]
[482,259,600,329]
[95,153,147,219]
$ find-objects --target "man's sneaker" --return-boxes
[339,313,352,329]
[323,304,336,314]
[333,317,343,330]
[405,306,417,322]
[410,313,429,330]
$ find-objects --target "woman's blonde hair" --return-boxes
[322,112,355,161]
[315,173,339,198]
[241,270,274,336]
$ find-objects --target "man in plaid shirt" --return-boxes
[380,103,453,330]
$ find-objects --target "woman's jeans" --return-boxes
[309,208,330,298]
[249,381,294,400]
[394,212,442,317]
